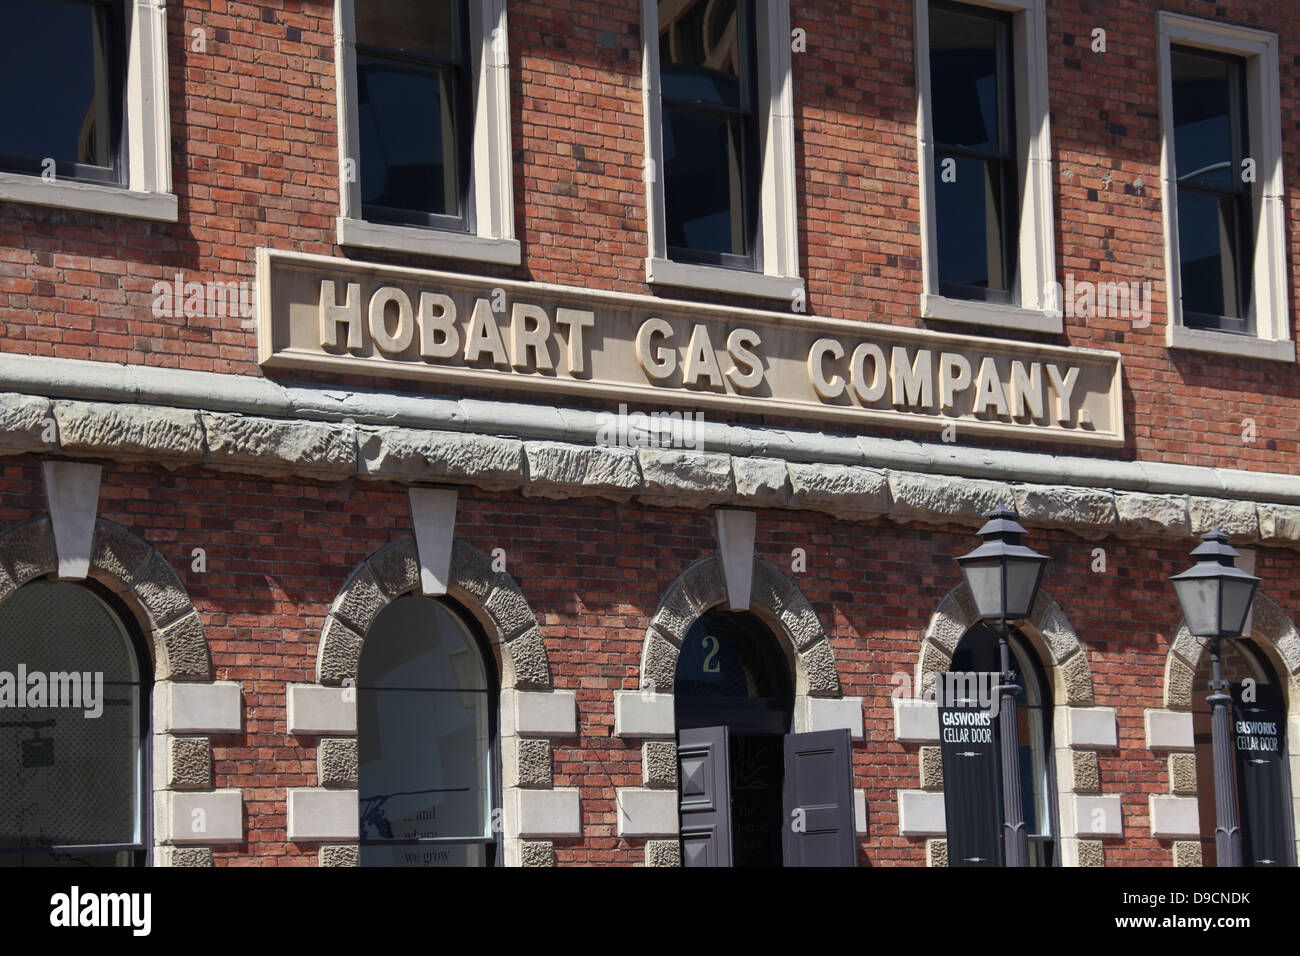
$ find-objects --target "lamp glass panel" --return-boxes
[961,560,1005,620]
[1173,577,1219,636]
[1219,579,1255,638]
[1004,559,1041,619]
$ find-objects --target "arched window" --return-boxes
[675,609,793,735]
[1192,638,1296,867]
[944,624,1058,867]
[357,596,498,867]
[0,579,149,867]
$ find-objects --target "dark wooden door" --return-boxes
[781,729,857,866]
[678,725,732,867]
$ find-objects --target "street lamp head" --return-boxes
[1170,526,1259,638]
[955,508,1050,622]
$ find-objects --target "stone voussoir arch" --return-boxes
[1162,592,1300,711]
[916,582,1094,707]
[629,555,847,867]
[315,536,551,690]
[0,514,218,866]
[310,535,556,867]
[640,555,842,697]
[0,515,212,680]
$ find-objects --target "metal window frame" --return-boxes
[0,577,151,867]
[929,0,1019,305]
[355,594,501,868]
[353,0,475,233]
[0,0,128,187]
[659,0,762,271]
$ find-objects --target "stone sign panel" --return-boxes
[256,248,1125,446]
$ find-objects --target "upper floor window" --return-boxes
[0,0,124,185]
[658,0,759,269]
[0,580,148,866]
[641,0,803,301]
[1170,48,1251,333]
[1157,13,1294,362]
[914,0,1058,334]
[355,0,471,229]
[0,0,175,220]
[335,0,519,264]
[929,2,1017,305]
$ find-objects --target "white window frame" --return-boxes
[1156,12,1294,363]
[0,0,175,221]
[334,0,519,265]
[914,0,1058,333]
[641,0,803,301]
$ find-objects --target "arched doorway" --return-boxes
[1192,638,1296,867]
[674,608,854,867]
[940,623,1059,867]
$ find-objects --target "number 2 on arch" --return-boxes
[702,634,720,674]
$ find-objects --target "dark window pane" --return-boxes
[929,4,1002,152]
[1192,639,1275,867]
[356,0,457,60]
[663,106,749,257]
[658,0,743,108]
[1177,188,1245,324]
[0,0,119,171]
[1171,49,1237,190]
[951,625,1054,865]
[675,610,784,703]
[358,58,460,218]
[0,581,142,854]
[0,849,135,867]
[933,152,1012,293]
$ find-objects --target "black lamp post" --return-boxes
[955,508,1049,868]
[1169,526,1260,868]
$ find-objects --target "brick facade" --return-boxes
[0,0,1297,867]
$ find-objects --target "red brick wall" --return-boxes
[0,1,1296,465]
[1,1,1298,865]
[2,456,1296,864]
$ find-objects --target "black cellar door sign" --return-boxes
[1231,683,1294,867]
[936,673,1004,867]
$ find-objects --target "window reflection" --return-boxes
[1171,47,1252,332]
[0,0,123,183]
[354,0,468,227]
[929,1,1017,302]
[658,0,757,265]
[358,596,495,867]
